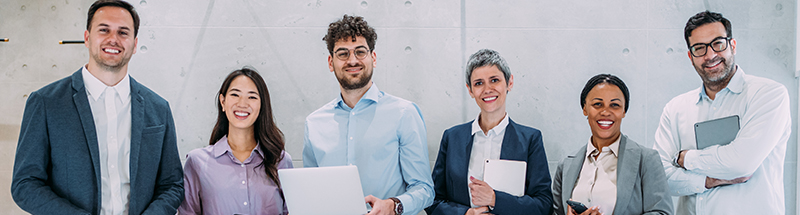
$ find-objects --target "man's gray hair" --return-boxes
[465,49,511,86]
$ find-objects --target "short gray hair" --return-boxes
[465,49,511,86]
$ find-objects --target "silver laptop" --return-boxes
[694,115,740,149]
[278,165,368,215]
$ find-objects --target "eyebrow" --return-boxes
[334,45,368,52]
[229,88,259,95]
[690,36,727,46]
[96,23,131,31]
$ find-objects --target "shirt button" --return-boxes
[351,112,355,115]
[240,164,245,167]
[243,202,248,206]
[242,180,246,184]
[349,137,353,140]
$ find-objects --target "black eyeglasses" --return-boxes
[334,47,370,60]
[689,37,731,57]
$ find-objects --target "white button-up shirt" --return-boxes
[467,113,508,207]
[653,66,791,215]
[82,66,132,215]
[572,137,619,214]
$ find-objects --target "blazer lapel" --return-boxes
[455,122,475,202]
[128,78,144,192]
[562,145,587,209]
[499,120,523,161]
[71,70,102,211]
[613,135,638,214]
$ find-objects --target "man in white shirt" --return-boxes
[11,1,184,214]
[653,10,791,215]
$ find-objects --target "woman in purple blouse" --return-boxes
[179,67,293,215]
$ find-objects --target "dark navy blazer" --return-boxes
[11,70,184,215]
[426,119,553,215]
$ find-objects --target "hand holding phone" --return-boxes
[566,200,588,214]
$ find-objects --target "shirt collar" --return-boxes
[697,65,744,103]
[212,135,264,159]
[335,83,382,110]
[585,135,621,158]
[471,112,510,136]
[82,65,131,102]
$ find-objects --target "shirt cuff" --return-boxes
[683,150,711,193]
[396,194,413,214]
[683,149,701,171]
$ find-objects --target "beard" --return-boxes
[90,47,131,73]
[693,54,735,86]
[336,66,373,90]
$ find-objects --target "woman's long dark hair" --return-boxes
[209,67,285,187]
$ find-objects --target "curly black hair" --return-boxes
[322,14,377,55]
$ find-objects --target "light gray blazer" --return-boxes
[552,134,673,215]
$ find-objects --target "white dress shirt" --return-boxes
[572,137,619,214]
[653,66,791,215]
[82,66,132,215]
[467,113,509,208]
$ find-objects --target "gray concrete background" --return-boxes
[0,0,797,214]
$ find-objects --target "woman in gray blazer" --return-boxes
[552,74,673,215]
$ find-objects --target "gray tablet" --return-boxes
[694,115,740,149]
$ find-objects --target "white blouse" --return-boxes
[571,136,620,214]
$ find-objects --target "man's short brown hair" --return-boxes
[87,0,140,37]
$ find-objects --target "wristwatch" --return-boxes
[672,150,684,168]
[389,197,403,215]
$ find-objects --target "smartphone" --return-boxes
[566,200,588,214]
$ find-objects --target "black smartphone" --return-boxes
[566,200,588,214]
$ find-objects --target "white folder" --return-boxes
[483,159,526,197]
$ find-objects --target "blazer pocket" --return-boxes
[142,125,165,135]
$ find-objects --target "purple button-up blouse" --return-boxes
[179,136,293,215]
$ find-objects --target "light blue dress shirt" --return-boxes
[654,66,791,215]
[304,84,434,215]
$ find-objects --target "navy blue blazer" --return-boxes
[426,119,553,215]
[11,70,184,215]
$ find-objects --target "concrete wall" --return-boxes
[0,0,796,214]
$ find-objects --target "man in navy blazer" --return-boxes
[11,1,184,214]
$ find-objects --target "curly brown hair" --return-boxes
[322,14,377,55]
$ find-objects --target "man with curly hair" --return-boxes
[303,15,434,215]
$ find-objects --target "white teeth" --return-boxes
[483,96,497,101]
[104,49,120,54]
[598,121,613,125]
[705,60,720,68]
[234,112,249,117]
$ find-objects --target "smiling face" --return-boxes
[328,36,376,91]
[468,65,514,116]
[220,75,262,132]
[84,6,137,72]
[583,83,626,144]
[688,22,737,86]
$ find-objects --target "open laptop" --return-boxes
[278,165,368,215]
[694,115,740,149]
